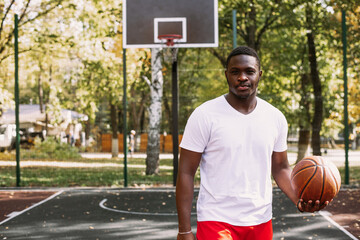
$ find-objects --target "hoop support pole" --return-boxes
[171,48,179,186]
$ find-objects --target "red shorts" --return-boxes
[196,220,273,240]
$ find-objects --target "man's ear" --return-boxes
[258,70,263,81]
[224,70,230,84]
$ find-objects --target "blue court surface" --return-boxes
[0,188,357,240]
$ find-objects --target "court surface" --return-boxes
[0,188,357,240]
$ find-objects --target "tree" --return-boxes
[212,0,349,159]
[0,0,65,64]
[339,3,360,149]
[305,4,323,156]
[130,50,151,134]
[0,0,67,118]
[211,0,294,67]
[143,48,163,175]
[0,87,14,117]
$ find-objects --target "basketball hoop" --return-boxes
[158,34,182,47]
[158,34,181,63]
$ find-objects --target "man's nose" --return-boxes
[237,72,248,81]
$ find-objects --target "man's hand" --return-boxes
[177,232,196,240]
[297,199,331,213]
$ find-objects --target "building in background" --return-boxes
[0,104,88,150]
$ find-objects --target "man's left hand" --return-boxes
[297,199,331,213]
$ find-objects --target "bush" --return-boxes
[0,152,14,160]
[22,137,81,160]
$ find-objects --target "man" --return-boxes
[176,46,327,240]
[129,130,136,158]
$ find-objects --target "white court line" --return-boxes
[275,187,358,239]
[0,190,64,226]
[319,211,358,240]
[97,188,199,193]
[99,199,196,216]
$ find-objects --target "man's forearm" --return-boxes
[274,168,298,205]
[176,172,195,232]
[272,151,298,205]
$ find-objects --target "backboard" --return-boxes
[123,0,218,48]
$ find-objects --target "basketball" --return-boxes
[291,156,341,204]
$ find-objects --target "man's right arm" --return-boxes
[176,148,202,240]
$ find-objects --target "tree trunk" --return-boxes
[110,103,118,158]
[296,73,312,162]
[38,70,44,113]
[85,121,91,149]
[38,67,46,139]
[145,48,163,175]
[38,61,44,138]
[305,5,323,156]
[129,84,148,134]
[140,110,145,134]
[246,2,257,50]
[306,27,323,155]
[44,65,52,137]
[297,127,311,163]
[163,89,171,131]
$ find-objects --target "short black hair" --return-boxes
[226,46,261,70]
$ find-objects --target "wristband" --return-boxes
[178,230,192,235]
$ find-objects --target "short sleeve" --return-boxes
[180,107,210,153]
[273,112,288,152]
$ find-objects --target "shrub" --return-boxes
[22,137,81,160]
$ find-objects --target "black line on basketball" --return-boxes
[319,166,325,202]
[299,165,318,199]
[292,158,318,177]
[291,166,316,181]
[303,158,318,164]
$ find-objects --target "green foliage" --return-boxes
[22,137,81,160]
[0,158,201,187]
[0,0,359,151]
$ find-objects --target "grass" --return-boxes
[338,166,360,186]
[0,166,172,187]
[0,152,173,164]
[0,157,200,187]
[0,151,358,188]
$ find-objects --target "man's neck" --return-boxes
[225,93,257,115]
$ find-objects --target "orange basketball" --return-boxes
[291,156,341,204]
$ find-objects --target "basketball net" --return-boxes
[162,48,178,63]
[158,35,180,63]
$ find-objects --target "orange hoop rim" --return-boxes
[158,34,182,46]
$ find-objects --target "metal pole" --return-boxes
[172,49,179,186]
[123,48,128,187]
[232,10,237,49]
[14,14,21,187]
[342,10,349,185]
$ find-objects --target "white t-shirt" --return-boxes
[180,95,288,226]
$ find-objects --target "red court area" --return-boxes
[0,191,56,222]
[325,188,360,238]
